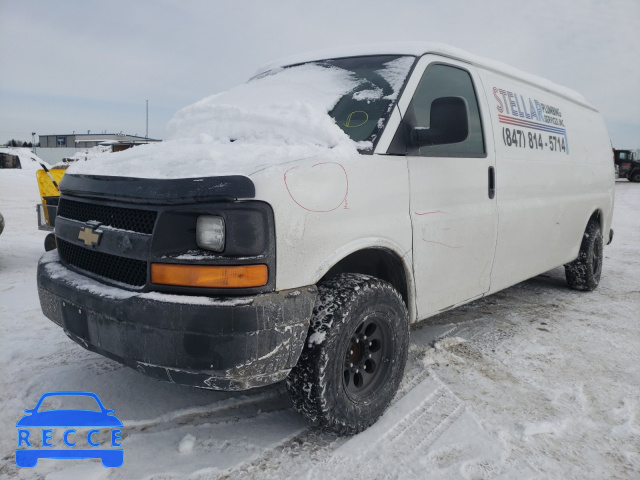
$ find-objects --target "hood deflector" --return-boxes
[59,174,256,205]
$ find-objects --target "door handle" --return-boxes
[488,166,495,199]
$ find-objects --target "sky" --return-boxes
[0,0,638,148]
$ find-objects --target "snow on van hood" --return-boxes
[67,63,366,179]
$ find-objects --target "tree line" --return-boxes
[3,139,39,147]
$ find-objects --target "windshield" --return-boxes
[70,55,417,180]
[166,54,414,152]
[317,55,415,147]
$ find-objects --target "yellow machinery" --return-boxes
[36,165,68,251]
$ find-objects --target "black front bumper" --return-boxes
[37,251,316,390]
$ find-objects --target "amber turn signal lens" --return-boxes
[151,264,268,288]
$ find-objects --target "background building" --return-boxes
[39,133,159,149]
[36,133,161,164]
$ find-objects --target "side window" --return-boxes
[406,64,485,157]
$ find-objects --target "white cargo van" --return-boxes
[38,43,614,435]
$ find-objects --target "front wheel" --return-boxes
[287,274,409,435]
[629,169,640,182]
[565,220,603,291]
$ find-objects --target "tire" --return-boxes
[44,233,57,251]
[564,220,603,291]
[629,170,640,182]
[287,273,409,435]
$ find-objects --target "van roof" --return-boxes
[255,42,592,109]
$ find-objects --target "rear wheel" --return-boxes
[629,169,640,182]
[287,273,409,435]
[565,220,603,291]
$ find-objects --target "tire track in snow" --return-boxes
[216,427,348,479]
[381,387,465,454]
[216,374,466,480]
[122,384,292,436]
[384,386,451,445]
[330,373,463,460]
[216,319,516,479]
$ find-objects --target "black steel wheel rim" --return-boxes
[343,313,393,401]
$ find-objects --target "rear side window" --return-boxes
[404,64,485,157]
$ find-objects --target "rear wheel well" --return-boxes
[320,248,409,306]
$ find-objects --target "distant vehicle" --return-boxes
[15,391,123,468]
[0,212,4,235]
[614,149,640,182]
[0,152,21,168]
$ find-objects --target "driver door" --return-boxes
[398,57,498,318]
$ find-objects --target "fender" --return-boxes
[310,237,417,322]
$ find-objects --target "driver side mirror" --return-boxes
[410,96,470,148]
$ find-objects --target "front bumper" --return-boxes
[37,251,316,390]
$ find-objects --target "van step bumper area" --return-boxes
[37,252,316,391]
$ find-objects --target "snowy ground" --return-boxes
[0,169,638,480]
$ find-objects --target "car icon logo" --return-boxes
[15,391,123,468]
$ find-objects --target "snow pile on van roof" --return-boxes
[68,64,367,179]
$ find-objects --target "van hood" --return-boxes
[65,138,358,180]
[67,63,367,181]
[59,141,359,204]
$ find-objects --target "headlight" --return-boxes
[196,215,225,252]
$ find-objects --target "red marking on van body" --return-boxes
[422,237,463,249]
[414,210,448,216]
[284,163,349,212]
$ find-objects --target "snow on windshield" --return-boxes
[346,57,413,102]
[377,56,414,100]
[167,63,360,147]
[67,63,372,179]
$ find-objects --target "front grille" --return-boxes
[58,198,157,234]
[58,239,147,287]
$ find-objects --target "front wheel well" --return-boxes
[320,248,409,306]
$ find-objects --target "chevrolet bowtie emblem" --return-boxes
[78,226,102,247]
